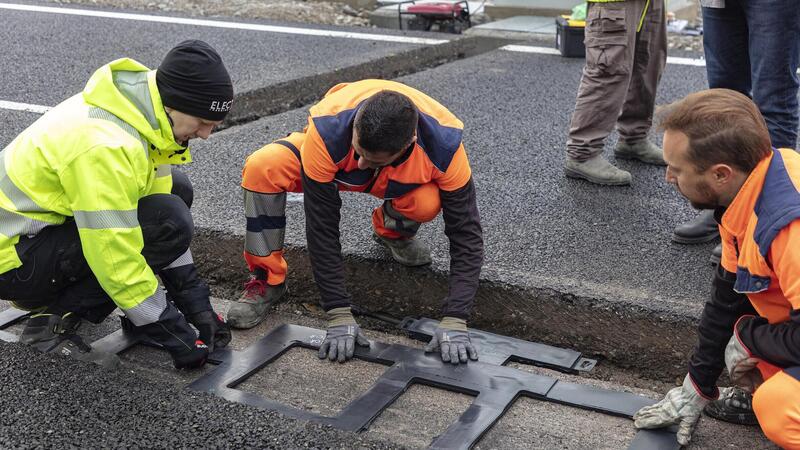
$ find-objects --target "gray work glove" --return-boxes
[424,317,479,364]
[724,316,763,393]
[633,374,713,446]
[317,307,370,363]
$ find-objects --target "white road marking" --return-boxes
[501,44,708,67]
[664,56,707,67]
[501,45,562,56]
[503,44,800,74]
[1,10,792,115]
[0,100,50,114]
[0,2,448,45]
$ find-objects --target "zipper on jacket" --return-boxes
[364,167,382,194]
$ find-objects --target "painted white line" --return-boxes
[501,44,708,67]
[503,45,800,74]
[666,56,707,67]
[0,2,448,45]
[0,100,50,114]
[501,45,561,56]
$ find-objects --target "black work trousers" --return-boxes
[0,170,209,322]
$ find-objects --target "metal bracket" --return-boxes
[401,317,597,372]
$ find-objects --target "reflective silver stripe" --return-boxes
[113,71,159,131]
[164,249,193,269]
[0,207,53,237]
[123,287,167,326]
[0,153,46,212]
[244,190,287,256]
[74,209,138,230]
[245,229,285,256]
[155,164,172,178]
[88,107,149,154]
[244,190,287,218]
[383,201,420,237]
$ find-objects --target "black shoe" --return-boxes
[20,313,120,369]
[673,210,720,244]
[704,387,759,426]
[710,243,722,265]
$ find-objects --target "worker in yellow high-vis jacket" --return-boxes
[564,0,668,185]
[0,40,232,369]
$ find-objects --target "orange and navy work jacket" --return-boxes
[718,148,800,368]
[299,80,483,318]
[302,80,472,197]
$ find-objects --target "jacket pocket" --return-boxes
[586,5,627,34]
[584,35,629,77]
[584,7,629,76]
[734,266,771,294]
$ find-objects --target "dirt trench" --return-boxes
[192,228,700,387]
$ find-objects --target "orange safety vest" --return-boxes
[720,148,800,324]
[301,79,472,199]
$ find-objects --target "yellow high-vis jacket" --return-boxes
[0,58,191,326]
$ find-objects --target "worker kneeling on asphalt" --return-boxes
[634,89,800,448]
[0,40,232,370]
[232,80,484,364]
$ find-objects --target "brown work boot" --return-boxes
[564,155,632,186]
[614,140,666,166]
[373,233,432,267]
[226,278,288,329]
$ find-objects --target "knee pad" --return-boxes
[170,169,194,208]
[139,194,193,270]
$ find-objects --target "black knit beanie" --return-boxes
[156,40,233,121]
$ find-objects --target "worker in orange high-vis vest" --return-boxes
[230,80,484,364]
[633,89,800,449]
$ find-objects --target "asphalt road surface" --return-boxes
[0,2,782,448]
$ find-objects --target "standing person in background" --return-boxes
[564,0,667,186]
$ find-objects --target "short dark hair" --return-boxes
[354,90,418,155]
[657,88,771,173]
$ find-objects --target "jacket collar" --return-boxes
[720,151,774,235]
